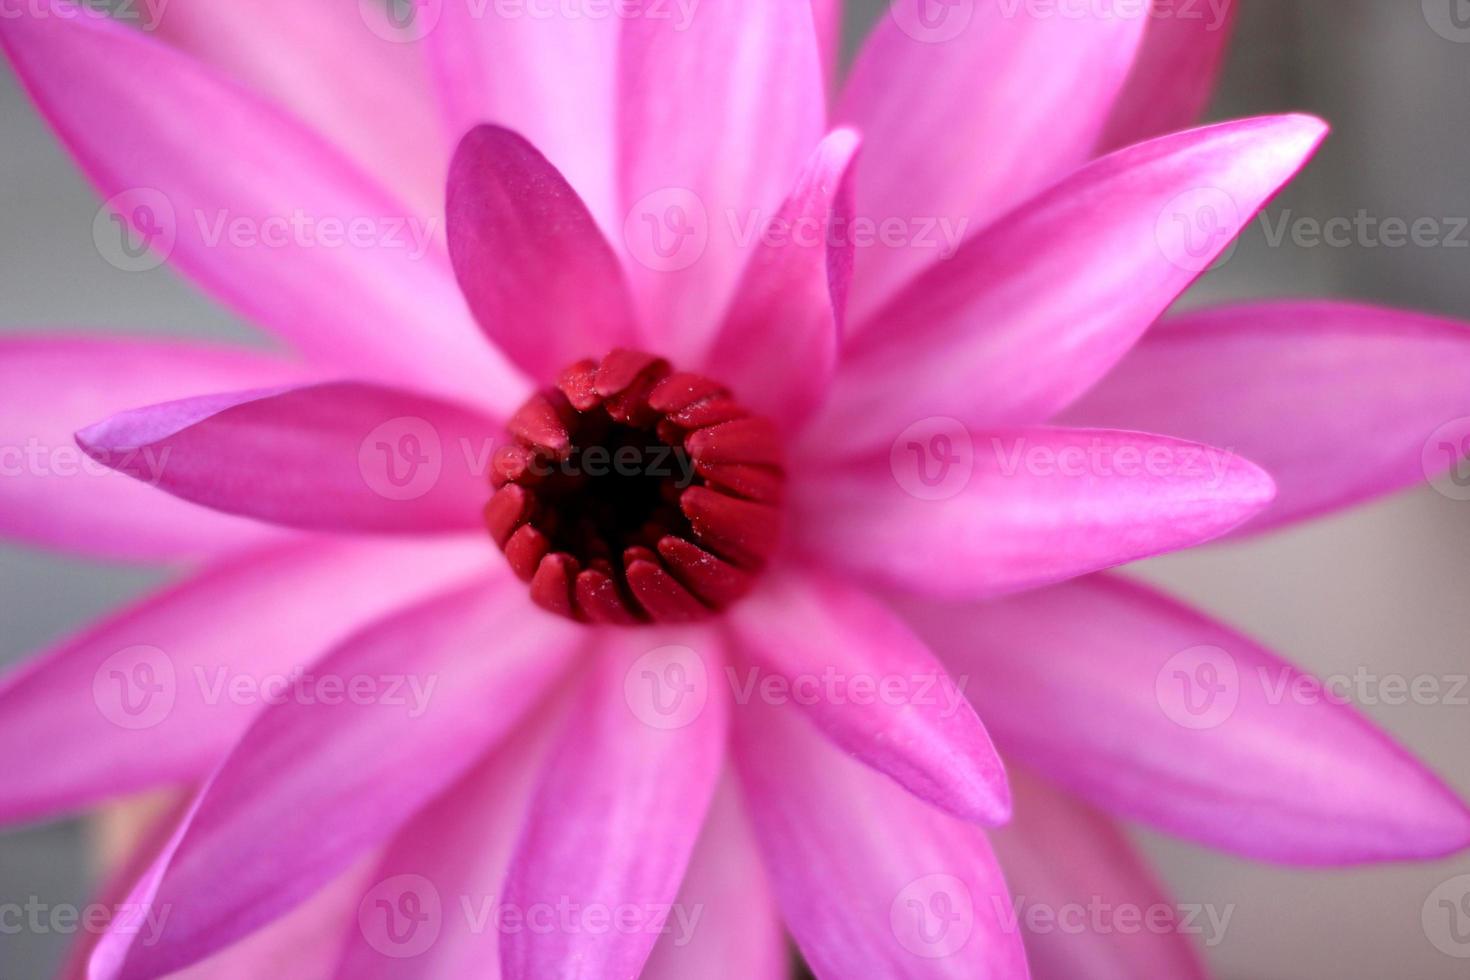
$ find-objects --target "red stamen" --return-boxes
[575,568,643,625]
[594,349,666,397]
[668,397,748,430]
[648,372,728,413]
[693,461,785,503]
[556,359,602,411]
[486,348,784,623]
[484,484,532,546]
[626,560,710,622]
[507,392,572,459]
[491,444,538,487]
[504,524,549,582]
[679,487,780,566]
[685,418,783,466]
[529,553,579,619]
[656,536,752,607]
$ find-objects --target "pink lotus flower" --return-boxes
[3,1,1470,977]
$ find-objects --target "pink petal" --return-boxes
[703,128,860,428]
[794,427,1274,600]
[447,125,641,382]
[0,334,303,561]
[171,862,376,980]
[837,0,1148,323]
[1098,1,1239,152]
[990,768,1207,980]
[901,574,1470,864]
[62,792,375,980]
[331,698,564,978]
[90,578,581,979]
[77,382,501,534]
[502,629,728,979]
[0,537,492,824]
[619,0,827,363]
[0,6,523,411]
[426,5,619,235]
[810,115,1328,456]
[734,694,1029,979]
[726,565,1010,824]
[642,775,788,980]
[1060,301,1470,534]
[60,794,191,980]
[152,0,446,216]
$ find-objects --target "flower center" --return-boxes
[486,349,783,624]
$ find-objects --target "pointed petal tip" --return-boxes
[1382,777,1470,863]
[448,121,520,170]
[72,415,151,478]
[72,420,108,457]
[447,121,639,381]
[71,414,154,466]
[906,576,1470,867]
[72,404,164,459]
[1272,112,1331,161]
[1272,740,1470,866]
[1176,441,1278,536]
[828,709,1016,827]
[922,713,1015,827]
[1232,452,1279,509]
[1281,111,1332,138]
[965,770,1015,828]
[2,3,521,407]
[728,569,1014,825]
[1204,111,1329,145]
[1106,112,1330,173]
[1300,770,1470,866]
[826,124,863,154]
[1063,299,1470,535]
[1228,112,1331,177]
[1429,814,1470,861]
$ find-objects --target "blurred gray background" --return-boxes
[3,1,1469,976]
